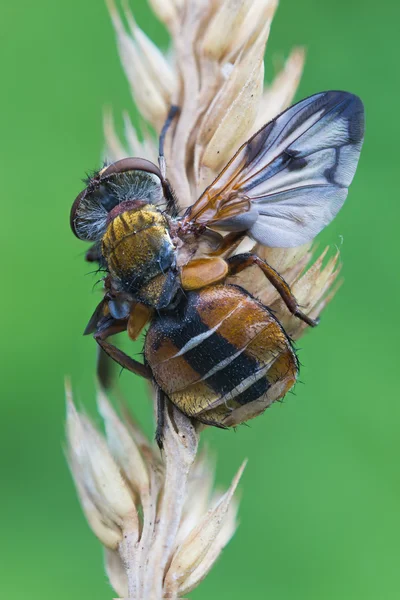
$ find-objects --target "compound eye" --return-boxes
[70,158,165,241]
[70,189,87,238]
[101,157,162,179]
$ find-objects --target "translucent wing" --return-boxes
[184,91,364,247]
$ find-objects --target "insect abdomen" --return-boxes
[144,285,298,426]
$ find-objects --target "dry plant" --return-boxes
[67,0,341,598]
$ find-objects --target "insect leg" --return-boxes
[84,242,103,263]
[208,231,246,258]
[227,253,319,327]
[83,298,120,388]
[94,321,152,381]
[158,105,180,215]
[159,105,180,160]
[96,346,116,390]
[155,387,167,449]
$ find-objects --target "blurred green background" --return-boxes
[1,0,398,598]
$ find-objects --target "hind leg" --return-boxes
[227,253,319,327]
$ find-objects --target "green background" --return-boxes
[1,0,398,598]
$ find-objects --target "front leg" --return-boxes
[227,253,319,328]
[84,299,125,387]
[94,317,152,381]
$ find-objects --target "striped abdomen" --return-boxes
[144,285,298,427]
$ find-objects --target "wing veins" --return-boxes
[238,98,350,192]
[186,91,364,247]
[192,96,327,210]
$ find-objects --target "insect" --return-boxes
[70,91,364,445]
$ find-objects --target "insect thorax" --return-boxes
[101,204,177,309]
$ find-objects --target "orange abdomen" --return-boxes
[144,285,298,426]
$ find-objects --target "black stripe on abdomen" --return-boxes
[232,377,268,405]
[158,293,269,405]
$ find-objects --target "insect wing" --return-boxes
[185,91,364,247]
